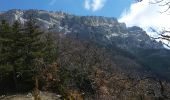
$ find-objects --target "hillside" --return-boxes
[0,9,170,100]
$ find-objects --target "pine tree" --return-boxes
[0,17,58,93]
[44,33,58,64]
[22,16,46,96]
[0,20,13,92]
[10,21,26,91]
[0,20,12,64]
[22,16,44,71]
[0,20,25,92]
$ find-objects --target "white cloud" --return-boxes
[49,0,57,5]
[119,0,170,36]
[84,0,91,10]
[119,0,170,47]
[84,0,106,11]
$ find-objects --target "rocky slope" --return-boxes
[0,9,164,51]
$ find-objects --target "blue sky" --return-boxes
[0,0,133,18]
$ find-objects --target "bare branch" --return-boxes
[159,1,170,6]
[149,0,164,4]
[148,0,170,13]
[160,5,170,13]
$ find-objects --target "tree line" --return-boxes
[0,16,57,95]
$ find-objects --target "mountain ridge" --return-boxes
[1,9,169,80]
[0,9,164,51]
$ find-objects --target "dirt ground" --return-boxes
[0,91,61,100]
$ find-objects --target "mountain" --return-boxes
[1,9,170,77]
[0,9,164,50]
[1,9,170,99]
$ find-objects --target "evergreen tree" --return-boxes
[10,21,26,91]
[22,16,46,94]
[0,20,12,64]
[0,20,13,93]
[22,16,44,70]
[0,20,25,92]
[44,33,58,64]
[22,16,59,99]
[0,17,58,94]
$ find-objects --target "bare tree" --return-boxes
[137,0,170,47]
[148,0,170,13]
[150,28,170,47]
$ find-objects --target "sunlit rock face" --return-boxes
[0,9,164,50]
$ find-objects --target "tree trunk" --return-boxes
[12,65,18,92]
[33,76,41,100]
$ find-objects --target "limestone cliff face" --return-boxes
[0,9,164,51]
